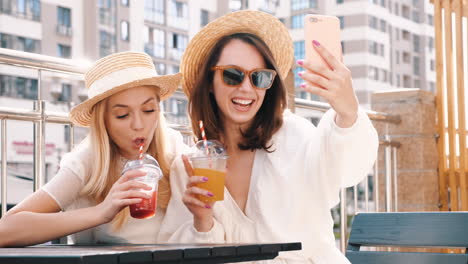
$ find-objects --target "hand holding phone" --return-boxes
[304,15,342,68]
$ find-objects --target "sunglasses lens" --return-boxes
[223,68,244,86]
[252,71,274,89]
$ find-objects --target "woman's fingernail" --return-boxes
[298,71,303,77]
[313,40,320,47]
[202,177,209,182]
[300,83,306,88]
[296,59,304,65]
[205,204,212,209]
[207,192,214,197]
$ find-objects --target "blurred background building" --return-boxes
[0,0,435,204]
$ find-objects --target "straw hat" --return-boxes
[70,51,181,127]
[181,10,294,96]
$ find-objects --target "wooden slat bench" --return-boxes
[346,212,468,264]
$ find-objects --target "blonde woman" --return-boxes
[0,51,186,246]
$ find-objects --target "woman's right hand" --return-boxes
[96,170,152,223]
[181,155,215,232]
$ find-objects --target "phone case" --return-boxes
[304,15,342,68]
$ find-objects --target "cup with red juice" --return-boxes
[121,154,162,219]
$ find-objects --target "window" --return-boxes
[57,6,72,36]
[369,16,378,30]
[427,14,434,26]
[402,5,410,19]
[98,0,116,26]
[120,20,129,41]
[380,19,386,32]
[396,50,400,64]
[414,79,420,88]
[380,0,385,7]
[412,10,419,23]
[57,44,71,58]
[200,9,209,26]
[168,0,188,29]
[145,0,164,24]
[337,0,344,4]
[291,14,305,29]
[395,28,399,40]
[429,81,435,93]
[368,66,379,81]
[291,0,317,10]
[0,74,37,100]
[413,56,420,76]
[403,75,411,87]
[379,43,384,57]
[396,74,400,87]
[413,34,420,52]
[6,0,41,21]
[394,3,399,15]
[58,83,72,102]
[428,37,434,51]
[169,33,188,60]
[402,30,410,41]
[293,41,305,87]
[99,30,116,57]
[402,52,410,63]
[0,33,40,53]
[380,69,387,82]
[57,7,71,27]
[369,41,378,55]
[430,59,435,71]
[121,0,129,6]
[144,27,165,58]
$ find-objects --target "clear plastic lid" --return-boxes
[122,153,162,178]
[189,140,228,160]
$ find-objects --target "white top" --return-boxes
[42,127,187,244]
[158,109,379,263]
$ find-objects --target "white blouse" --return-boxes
[158,109,379,264]
[41,127,187,244]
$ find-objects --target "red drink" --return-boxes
[129,191,158,219]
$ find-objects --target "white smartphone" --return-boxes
[304,14,342,68]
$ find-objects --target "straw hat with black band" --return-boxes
[180,10,295,97]
[70,51,181,127]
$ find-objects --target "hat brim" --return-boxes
[180,10,294,96]
[70,73,181,127]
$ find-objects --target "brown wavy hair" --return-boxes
[188,33,287,152]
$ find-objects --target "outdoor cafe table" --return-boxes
[0,242,301,263]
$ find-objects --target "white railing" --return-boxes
[0,48,401,252]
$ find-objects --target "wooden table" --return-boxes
[0,242,301,263]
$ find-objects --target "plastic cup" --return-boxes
[122,154,162,219]
[189,140,228,202]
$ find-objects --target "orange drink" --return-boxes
[194,168,225,202]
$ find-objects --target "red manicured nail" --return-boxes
[207,192,214,197]
[296,59,304,65]
[298,72,303,77]
[205,204,212,209]
[300,83,306,88]
[202,177,209,182]
[313,40,320,47]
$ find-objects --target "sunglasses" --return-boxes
[211,65,277,89]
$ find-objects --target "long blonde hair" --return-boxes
[80,92,171,230]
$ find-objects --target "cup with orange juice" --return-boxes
[189,140,228,202]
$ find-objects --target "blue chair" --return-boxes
[346,212,468,264]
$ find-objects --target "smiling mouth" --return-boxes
[232,98,254,107]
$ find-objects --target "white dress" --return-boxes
[158,109,379,263]
[41,127,187,244]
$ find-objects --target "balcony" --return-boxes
[56,24,72,37]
